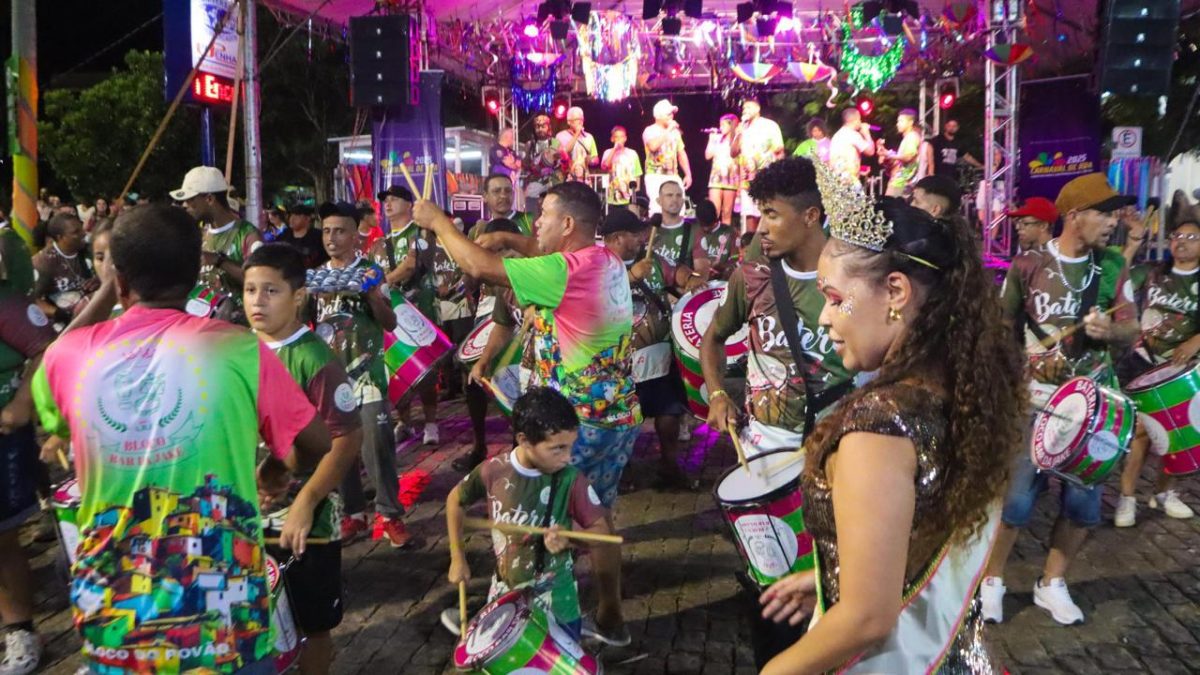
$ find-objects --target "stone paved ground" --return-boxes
[26,399,1200,674]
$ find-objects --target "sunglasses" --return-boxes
[1171,233,1200,242]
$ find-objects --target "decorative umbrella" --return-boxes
[984,43,1034,65]
[731,62,784,84]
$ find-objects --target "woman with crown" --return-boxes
[757,163,1025,674]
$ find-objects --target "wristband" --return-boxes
[709,389,729,402]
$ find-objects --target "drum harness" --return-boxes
[1019,256,1101,363]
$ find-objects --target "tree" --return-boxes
[256,8,356,203]
[39,51,204,201]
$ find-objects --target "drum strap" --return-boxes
[1065,269,1102,359]
[768,258,844,438]
[533,472,561,575]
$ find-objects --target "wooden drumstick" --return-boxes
[763,450,805,480]
[1038,303,1129,350]
[643,227,658,262]
[728,430,750,474]
[424,162,434,200]
[56,447,70,472]
[458,581,468,637]
[398,163,422,199]
[462,517,624,545]
[263,536,332,546]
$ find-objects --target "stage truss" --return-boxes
[982,0,1022,260]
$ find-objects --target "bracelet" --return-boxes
[709,389,729,401]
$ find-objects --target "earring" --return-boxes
[887,306,902,323]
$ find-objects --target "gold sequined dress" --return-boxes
[803,382,1000,674]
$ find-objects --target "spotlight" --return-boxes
[880,13,904,36]
[523,20,540,38]
[938,90,956,110]
[756,15,779,36]
[662,16,683,35]
[776,16,796,33]
[643,0,663,20]
[552,93,571,119]
[570,2,592,23]
[549,19,570,40]
[536,0,569,22]
[736,2,754,24]
[482,87,501,115]
[683,0,703,19]
[856,96,875,117]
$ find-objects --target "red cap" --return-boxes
[1007,197,1059,224]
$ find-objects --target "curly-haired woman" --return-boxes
[758,195,1024,673]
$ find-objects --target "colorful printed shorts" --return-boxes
[570,422,640,509]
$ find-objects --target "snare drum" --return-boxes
[714,450,813,589]
[384,291,453,406]
[1031,377,1134,485]
[453,588,600,674]
[265,555,303,672]
[458,319,496,366]
[186,285,230,319]
[51,478,81,584]
[671,282,749,419]
[1125,362,1200,476]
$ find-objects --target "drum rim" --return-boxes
[713,448,805,504]
[456,589,535,667]
[1032,377,1099,467]
[670,281,749,360]
[1126,360,1197,393]
[456,319,495,363]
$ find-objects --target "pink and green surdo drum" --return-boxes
[454,588,600,674]
[713,450,813,589]
[1126,362,1200,476]
[384,291,453,406]
[1031,377,1134,485]
[671,282,749,419]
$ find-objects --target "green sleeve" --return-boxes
[32,365,69,439]
[1128,263,1149,293]
[709,267,749,341]
[457,466,487,507]
[999,265,1023,321]
[633,156,643,178]
[504,253,568,310]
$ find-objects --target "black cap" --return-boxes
[318,201,360,224]
[633,194,650,210]
[288,202,316,216]
[913,175,962,213]
[598,208,649,237]
[377,185,416,203]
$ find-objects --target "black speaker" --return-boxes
[350,15,420,108]
[1099,0,1180,97]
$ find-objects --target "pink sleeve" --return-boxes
[566,472,607,529]
[256,341,318,460]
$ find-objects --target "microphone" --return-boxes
[867,124,881,131]
[701,127,720,134]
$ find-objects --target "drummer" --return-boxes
[985,173,1138,626]
[1114,215,1200,527]
[171,166,262,323]
[445,387,621,642]
[244,244,363,674]
[692,199,739,283]
[700,156,852,667]
[701,157,852,454]
[651,179,708,284]
[602,209,695,489]
[312,202,413,548]
[413,182,636,646]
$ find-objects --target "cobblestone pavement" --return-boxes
[27,399,1200,674]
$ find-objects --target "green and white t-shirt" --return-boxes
[314,257,389,404]
[1137,265,1199,359]
[261,326,361,541]
[32,305,316,673]
[458,450,606,625]
[201,220,262,304]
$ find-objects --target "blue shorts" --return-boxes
[1001,447,1103,528]
[570,423,640,509]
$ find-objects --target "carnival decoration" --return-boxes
[841,4,907,92]
[786,47,840,107]
[731,62,784,84]
[984,43,1034,66]
[578,11,640,102]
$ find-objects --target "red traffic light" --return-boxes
[938,90,957,109]
[856,96,874,117]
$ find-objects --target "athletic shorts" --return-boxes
[0,425,40,533]
[634,361,688,419]
[570,423,641,509]
[267,542,344,633]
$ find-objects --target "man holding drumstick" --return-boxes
[987,173,1138,626]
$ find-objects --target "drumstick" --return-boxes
[728,430,750,474]
[398,163,422,199]
[263,536,332,546]
[56,447,70,472]
[643,227,658,262]
[462,517,624,545]
[458,581,468,637]
[1037,303,1130,350]
[763,450,805,480]
[424,163,434,200]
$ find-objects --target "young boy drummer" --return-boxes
[444,387,621,641]
[244,244,363,673]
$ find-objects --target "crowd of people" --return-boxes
[0,95,1194,675]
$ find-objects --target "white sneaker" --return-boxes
[1033,577,1084,625]
[423,423,440,446]
[979,576,1005,624]
[1150,491,1195,519]
[678,422,692,442]
[0,630,41,675]
[1114,495,1138,527]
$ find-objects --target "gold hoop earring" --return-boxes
[887,306,902,323]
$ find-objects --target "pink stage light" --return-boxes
[777,16,796,33]
[523,21,539,38]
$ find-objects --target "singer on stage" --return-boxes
[731,97,784,234]
[705,114,739,227]
[829,107,875,182]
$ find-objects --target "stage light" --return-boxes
[643,0,663,20]
[570,2,592,23]
[552,93,571,119]
[549,19,569,40]
[776,16,796,33]
[662,16,683,35]
[736,2,754,24]
[756,15,779,35]
[856,96,875,117]
[938,90,956,109]
[523,20,539,38]
[482,87,501,115]
[683,0,703,19]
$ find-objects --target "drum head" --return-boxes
[1031,377,1097,469]
[715,450,804,503]
[671,282,749,362]
[1128,362,1189,391]
[457,320,495,363]
[459,592,527,666]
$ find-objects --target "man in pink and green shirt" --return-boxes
[32,205,329,674]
